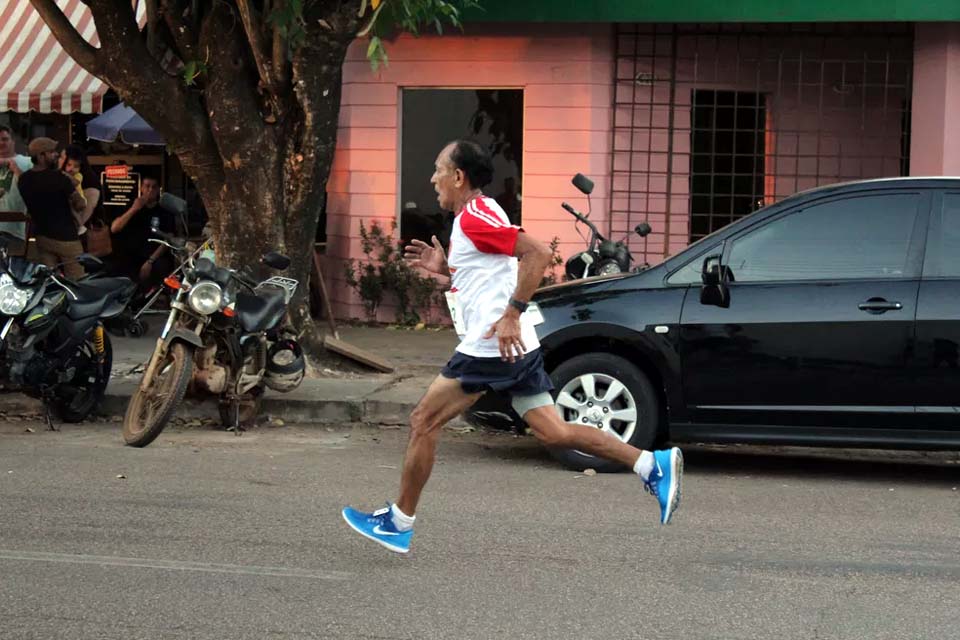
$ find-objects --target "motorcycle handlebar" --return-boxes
[231,271,258,291]
[561,202,599,234]
[150,229,187,251]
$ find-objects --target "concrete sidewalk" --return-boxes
[110,323,458,375]
[1,324,461,426]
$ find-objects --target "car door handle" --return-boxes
[858,299,903,313]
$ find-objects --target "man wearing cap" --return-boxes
[17,137,85,279]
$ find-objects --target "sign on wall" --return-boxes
[101,165,141,208]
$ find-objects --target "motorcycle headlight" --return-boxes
[188,281,223,315]
[0,281,30,316]
[598,260,623,276]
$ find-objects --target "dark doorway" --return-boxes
[400,89,523,249]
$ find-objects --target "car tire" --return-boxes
[547,353,660,473]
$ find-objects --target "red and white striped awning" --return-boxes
[0,0,145,114]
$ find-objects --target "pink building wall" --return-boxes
[613,27,911,265]
[910,23,960,175]
[325,24,614,322]
[324,23,923,324]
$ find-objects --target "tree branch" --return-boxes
[75,0,222,182]
[272,0,287,88]
[236,0,275,92]
[28,0,102,73]
[160,0,198,62]
[145,0,161,57]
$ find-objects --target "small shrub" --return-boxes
[344,221,443,326]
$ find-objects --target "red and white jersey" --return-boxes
[448,196,540,358]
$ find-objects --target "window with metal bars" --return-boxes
[611,23,914,254]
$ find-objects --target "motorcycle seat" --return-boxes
[235,288,286,333]
[67,277,135,320]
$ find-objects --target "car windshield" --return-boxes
[664,197,783,265]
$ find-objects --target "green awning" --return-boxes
[464,0,960,22]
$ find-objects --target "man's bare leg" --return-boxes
[396,375,482,516]
[522,404,683,524]
[522,406,642,467]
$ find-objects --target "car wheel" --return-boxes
[547,353,660,472]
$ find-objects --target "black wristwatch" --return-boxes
[508,297,528,313]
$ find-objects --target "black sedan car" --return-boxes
[468,177,960,471]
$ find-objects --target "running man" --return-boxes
[342,140,683,554]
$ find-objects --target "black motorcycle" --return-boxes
[122,230,305,447]
[561,173,652,280]
[0,234,135,425]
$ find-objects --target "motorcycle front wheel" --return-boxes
[56,332,113,423]
[122,342,194,447]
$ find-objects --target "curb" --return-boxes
[97,392,415,426]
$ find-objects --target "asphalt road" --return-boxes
[1,420,958,639]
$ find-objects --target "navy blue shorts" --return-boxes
[441,349,555,396]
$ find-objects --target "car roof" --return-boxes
[791,176,960,198]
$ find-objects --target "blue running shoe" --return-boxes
[341,503,413,554]
[643,447,683,524]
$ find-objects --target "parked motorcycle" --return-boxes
[122,229,305,447]
[0,233,135,425]
[561,173,652,280]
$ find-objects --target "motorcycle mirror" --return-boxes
[76,253,104,272]
[635,222,652,237]
[571,173,594,195]
[262,251,291,271]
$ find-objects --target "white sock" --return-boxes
[634,451,655,480]
[390,504,415,531]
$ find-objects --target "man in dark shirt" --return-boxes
[17,137,85,280]
[110,176,176,286]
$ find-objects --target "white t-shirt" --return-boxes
[448,196,540,358]
[0,155,34,239]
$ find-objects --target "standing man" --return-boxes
[0,124,34,240]
[343,140,684,555]
[17,138,85,280]
[109,176,176,287]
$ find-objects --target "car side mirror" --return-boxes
[701,255,723,286]
[262,251,290,271]
[572,173,594,195]
[700,254,731,308]
[700,283,730,308]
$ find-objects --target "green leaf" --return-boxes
[367,35,380,59]
[182,60,199,86]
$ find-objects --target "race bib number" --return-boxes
[444,290,467,337]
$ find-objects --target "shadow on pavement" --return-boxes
[467,432,960,484]
[681,444,960,486]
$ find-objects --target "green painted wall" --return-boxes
[464,0,960,22]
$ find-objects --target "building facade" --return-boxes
[324,2,960,322]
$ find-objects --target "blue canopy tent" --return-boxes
[85,103,165,146]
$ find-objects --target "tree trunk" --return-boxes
[279,24,359,356]
[177,31,355,362]
[31,0,363,365]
